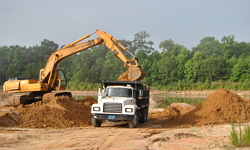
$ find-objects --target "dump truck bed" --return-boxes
[102,81,144,89]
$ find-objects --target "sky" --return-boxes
[1,0,250,51]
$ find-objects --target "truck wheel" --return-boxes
[92,118,102,127]
[139,108,147,123]
[128,113,138,128]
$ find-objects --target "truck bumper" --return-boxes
[92,114,134,120]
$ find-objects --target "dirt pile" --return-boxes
[0,107,20,127]
[117,71,129,81]
[150,89,250,127]
[0,96,96,128]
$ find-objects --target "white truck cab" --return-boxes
[91,81,149,128]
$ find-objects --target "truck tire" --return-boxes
[139,108,147,123]
[128,113,138,128]
[92,118,102,127]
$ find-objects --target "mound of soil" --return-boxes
[0,109,20,127]
[150,89,250,127]
[0,96,96,128]
[117,71,129,81]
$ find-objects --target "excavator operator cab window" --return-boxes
[58,70,67,86]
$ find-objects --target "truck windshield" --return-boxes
[106,88,132,97]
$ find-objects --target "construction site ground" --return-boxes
[1,89,250,150]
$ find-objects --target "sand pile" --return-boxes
[0,107,20,127]
[150,89,250,127]
[0,96,96,128]
[117,71,129,81]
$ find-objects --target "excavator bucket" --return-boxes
[118,66,146,81]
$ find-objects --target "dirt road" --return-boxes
[0,116,235,150]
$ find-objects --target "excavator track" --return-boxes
[1,92,72,106]
[2,93,40,106]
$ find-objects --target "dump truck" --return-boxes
[91,81,149,128]
[3,30,146,106]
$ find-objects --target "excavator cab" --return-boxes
[52,69,67,90]
[39,68,67,91]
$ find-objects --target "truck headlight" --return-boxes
[93,107,100,111]
[125,108,133,113]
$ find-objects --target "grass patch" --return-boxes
[230,118,250,147]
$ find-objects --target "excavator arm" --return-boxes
[40,30,146,86]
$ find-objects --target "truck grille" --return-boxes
[103,103,122,113]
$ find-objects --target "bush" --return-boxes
[230,118,250,147]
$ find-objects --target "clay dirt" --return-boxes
[1,89,250,149]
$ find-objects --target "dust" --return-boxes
[150,89,250,127]
[0,96,96,128]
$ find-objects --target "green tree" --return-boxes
[199,55,226,82]
[184,51,204,82]
[230,56,250,82]
[156,51,178,84]
[119,39,137,55]
[101,50,126,81]
[192,36,221,58]
[0,46,9,84]
[221,35,236,59]
[159,39,175,52]
[133,31,154,53]
[135,50,152,84]
[175,46,191,80]
[6,45,26,78]
[145,51,162,86]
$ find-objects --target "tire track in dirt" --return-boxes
[98,130,125,150]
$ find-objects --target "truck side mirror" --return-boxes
[139,90,143,96]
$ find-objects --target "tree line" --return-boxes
[1,32,250,90]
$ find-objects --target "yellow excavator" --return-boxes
[3,30,146,106]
